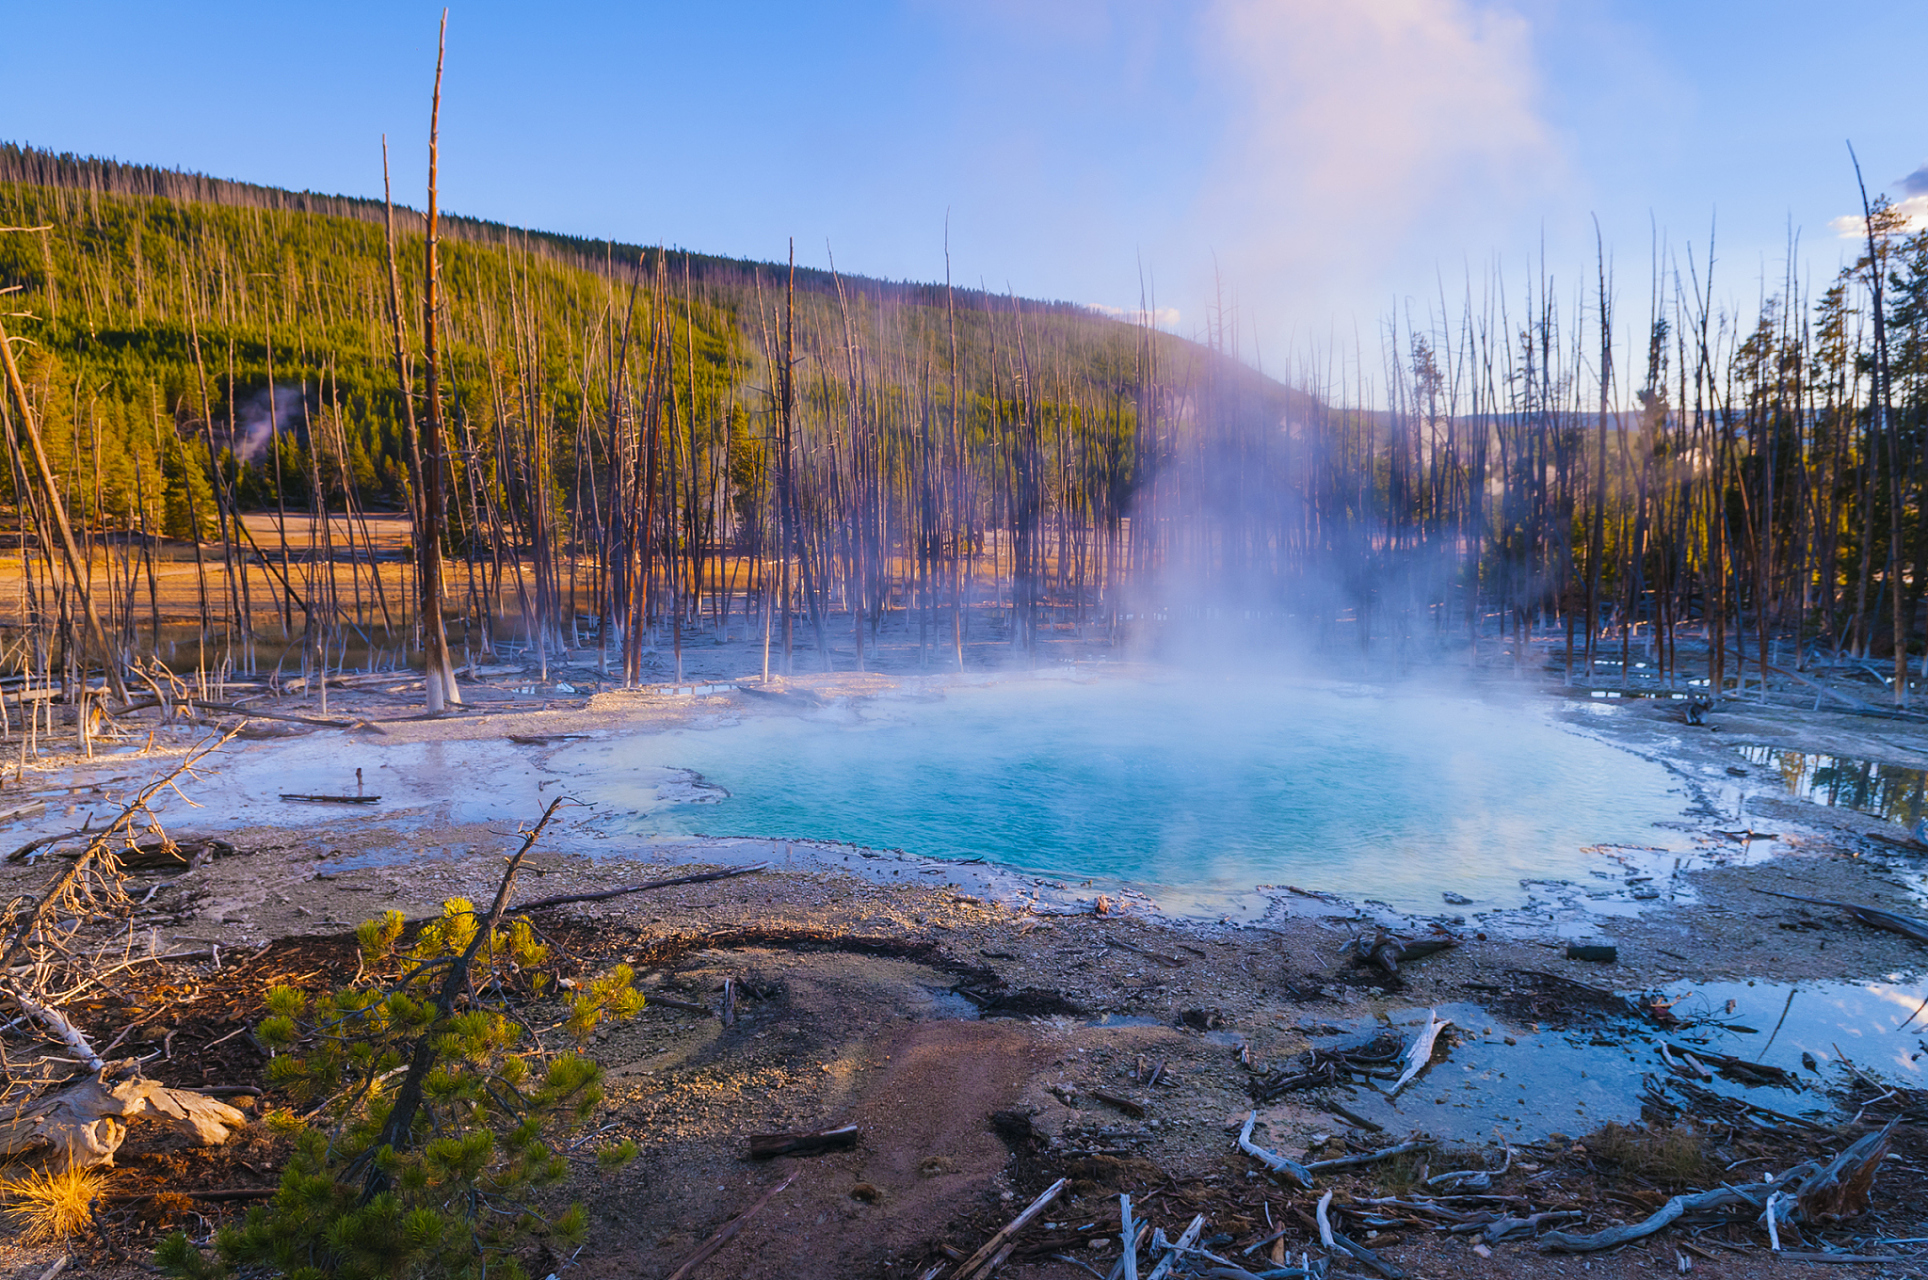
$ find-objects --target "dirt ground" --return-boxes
[0,648,1926,1279]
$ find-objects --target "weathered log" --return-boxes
[1105,937,1186,967]
[8,986,105,1070]
[1346,929,1458,976]
[748,1123,859,1159]
[1306,1140,1432,1174]
[1540,1166,1811,1253]
[1317,1187,1406,1279]
[1752,889,1928,944]
[0,1070,248,1169]
[1391,1010,1452,1095]
[189,700,354,728]
[646,995,714,1015]
[515,862,771,911]
[1143,1214,1206,1280]
[1236,1111,1313,1187]
[1091,1089,1146,1118]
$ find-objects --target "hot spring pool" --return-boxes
[560,677,1690,911]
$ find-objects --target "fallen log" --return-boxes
[0,1069,249,1169]
[108,1187,276,1203]
[645,995,714,1015]
[1091,1089,1147,1118]
[516,862,770,911]
[1345,928,1458,976]
[748,1123,859,1159]
[1306,1140,1433,1174]
[187,699,354,728]
[1669,1043,1799,1089]
[1751,888,1928,944]
[1143,1213,1206,1280]
[1540,1166,1811,1252]
[8,985,105,1070]
[1105,937,1186,967]
[1318,1187,1405,1279]
[279,794,380,805]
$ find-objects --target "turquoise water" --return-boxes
[563,678,1689,910]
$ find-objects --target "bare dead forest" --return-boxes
[0,134,1923,727]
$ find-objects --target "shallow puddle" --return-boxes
[1737,745,1927,831]
[1655,976,1928,1084]
[1272,975,1928,1144]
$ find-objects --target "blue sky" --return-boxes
[4,1,1924,362]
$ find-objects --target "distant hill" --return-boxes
[0,140,1295,528]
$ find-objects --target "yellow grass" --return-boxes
[0,1161,109,1242]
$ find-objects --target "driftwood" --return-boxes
[8,986,105,1070]
[1236,1111,1313,1187]
[1142,1214,1205,1280]
[1305,1139,1432,1175]
[950,1176,1067,1280]
[1390,1010,1452,1095]
[1090,1088,1146,1118]
[1482,1211,1585,1243]
[1317,1187,1404,1279]
[1752,889,1928,944]
[280,793,380,805]
[1541,1165,1813,1252]
[663,1170,797,1280]
[1313,1096,1385,1133]
[1345,928,1458,976]
[748,1123,858,1159]
[645,995,713,1015]
[515,862,770,911]
[1668,1043,1799,1089]
[0,800,47,825]
[0,1069,248,1169]
[187,699,354,728]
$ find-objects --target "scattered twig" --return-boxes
[664,1171,797,1280]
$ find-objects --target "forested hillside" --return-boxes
[0,142,1295,687]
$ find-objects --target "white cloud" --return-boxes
[1830,194,1928,240]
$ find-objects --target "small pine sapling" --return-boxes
[158,800,643,1280]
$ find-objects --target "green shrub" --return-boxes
[158,891,642,1280]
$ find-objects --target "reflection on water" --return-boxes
[1277,977,1928,1143]
[562,677,1690,911]
[1738,745,1928,828]
[1657,977,1928,1083]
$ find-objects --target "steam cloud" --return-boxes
[1189,0,1562,332]
[230,383,307,465]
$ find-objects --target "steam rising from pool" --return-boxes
[564,678,1689,912]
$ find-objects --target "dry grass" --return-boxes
[0,1161,110,1242]
[1588,1123,1712,1189]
